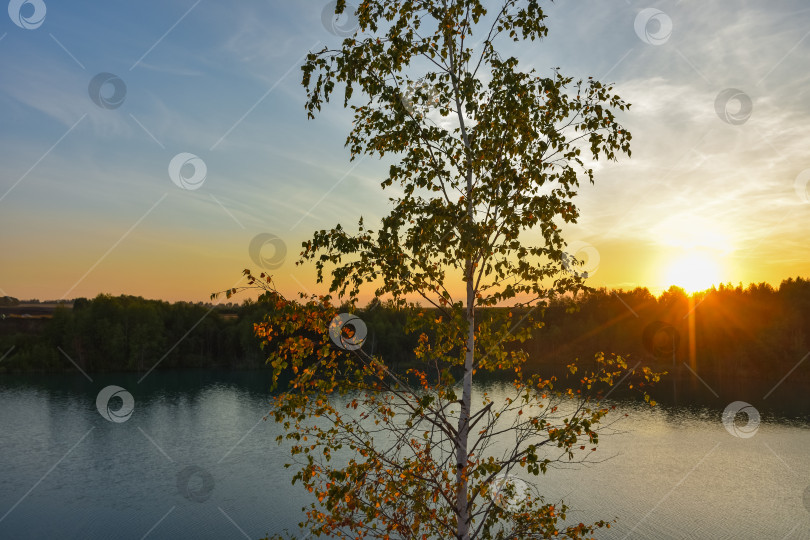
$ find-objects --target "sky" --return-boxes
[1,0,809,303]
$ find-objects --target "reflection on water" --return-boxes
[0,370,808,539]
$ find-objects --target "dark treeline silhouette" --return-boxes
[0,295,272,373]
[523,278,810,416]
[525,279,810,376]
[1,278,809,414]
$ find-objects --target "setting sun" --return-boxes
[664,253,721,293]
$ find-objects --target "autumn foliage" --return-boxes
[226,1,665,538]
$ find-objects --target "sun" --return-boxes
[664,253,721,293]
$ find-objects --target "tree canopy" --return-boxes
[219,1,661,538]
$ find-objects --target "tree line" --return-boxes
[1,277,808,389]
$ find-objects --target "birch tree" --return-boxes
[223,1,660,538]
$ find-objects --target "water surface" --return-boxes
[0,370,808,539]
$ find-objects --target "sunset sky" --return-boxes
[1,1,809,303]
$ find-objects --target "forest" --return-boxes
[1,277,808,405]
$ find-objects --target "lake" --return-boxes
[0,370,809,539]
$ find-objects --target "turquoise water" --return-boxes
[0,370,808,539]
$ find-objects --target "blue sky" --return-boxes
[1,0,809,302]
